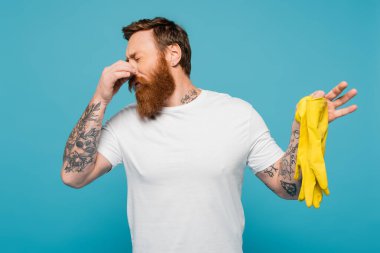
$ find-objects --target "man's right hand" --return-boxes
[94,60,137,105]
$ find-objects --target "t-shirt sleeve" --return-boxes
[246,106,285,174]
[97,119,123,170]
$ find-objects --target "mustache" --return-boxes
[128,75,148,92]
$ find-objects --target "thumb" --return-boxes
[113,77,128,95]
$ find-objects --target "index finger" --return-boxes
[111,60,137,74]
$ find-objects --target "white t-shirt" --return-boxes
[97,88,285,253]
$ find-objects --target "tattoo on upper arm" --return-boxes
[262,165,278,177]
[63,102,102,173]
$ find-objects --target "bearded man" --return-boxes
[61,17,358,253]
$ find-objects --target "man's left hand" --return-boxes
[310,80,358,123]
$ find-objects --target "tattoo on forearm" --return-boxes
[280,180,297,196]
[278,120,302,198]
[279,144,298,181]
[293,129,299,139]
[279,158,292,180]
[63,101,103,173]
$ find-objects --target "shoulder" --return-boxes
[207,89,255,115]
[104,102,137,128]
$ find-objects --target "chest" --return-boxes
[119,114,248,183]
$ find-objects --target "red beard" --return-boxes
[128,53,176,120]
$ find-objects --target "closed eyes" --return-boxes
[126,57,140,63]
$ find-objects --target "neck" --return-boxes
[164,71,201,107]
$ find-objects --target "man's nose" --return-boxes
[128,62,138,73]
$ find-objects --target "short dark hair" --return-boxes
[122,17,191,77]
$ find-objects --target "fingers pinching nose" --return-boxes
[310,90,325,98]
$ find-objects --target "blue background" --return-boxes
[1,0,378,252]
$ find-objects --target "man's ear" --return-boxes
[165,43,181,67]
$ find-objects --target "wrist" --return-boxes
[92,93,109,107]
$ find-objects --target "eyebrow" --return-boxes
[125,52,137,62]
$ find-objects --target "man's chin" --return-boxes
[136,100,162,120]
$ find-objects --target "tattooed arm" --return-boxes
[61,59,136,188]
[60,95,112,189]
[255,119,301,200]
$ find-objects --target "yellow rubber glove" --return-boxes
[294,95,330,208]
[295,98,318,207]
